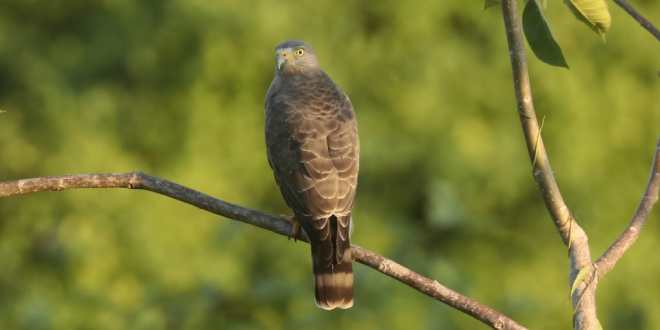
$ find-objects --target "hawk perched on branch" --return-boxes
[265,40,359,310]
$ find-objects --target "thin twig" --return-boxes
[500,1,599,329]
[613,0,660,41]
[595,139,660,276]
[0,172,526,330]
[501,0,580,247]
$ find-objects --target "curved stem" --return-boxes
[500,1,598,328]
[596,140,660,275]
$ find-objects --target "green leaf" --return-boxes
[523,0,569,68]
[595,320,604,330]
[483,0,499,10]
[570,266,591,298]
[565,0,611,37]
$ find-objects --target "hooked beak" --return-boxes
[277,56,286,70]
[276,49,290,70]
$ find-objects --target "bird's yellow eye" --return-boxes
[295,48,304,56]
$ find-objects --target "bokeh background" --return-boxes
[1,1,659,329]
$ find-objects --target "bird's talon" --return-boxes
[290,219,301,242]
[282,215,301,241]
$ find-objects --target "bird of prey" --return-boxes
[265,40,359,310]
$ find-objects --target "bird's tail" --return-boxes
[310,215,354,310]
[313,254,354,310]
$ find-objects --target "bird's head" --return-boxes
[274,40,319,74]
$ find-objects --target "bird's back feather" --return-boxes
[265,69,359,310]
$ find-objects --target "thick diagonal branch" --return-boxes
[0,172,526,330]
[596,140,660,275]
[500,1,598,329]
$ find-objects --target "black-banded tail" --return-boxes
[308,215,354,310]
[313,255,353,310]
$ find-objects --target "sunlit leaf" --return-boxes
[565,0,611,37]
[523,0,569,68]
[595,321,604,330]
[570,266,591,298]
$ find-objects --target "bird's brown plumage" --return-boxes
[265,40,359,310]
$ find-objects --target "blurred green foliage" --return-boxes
[1,1,659,329]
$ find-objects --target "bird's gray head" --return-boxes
[274,40,320,74]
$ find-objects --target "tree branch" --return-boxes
[596,139,660,276]
[613,0,660,41]
[501,0,579,247]
[0,172,526,330]
[500,1,599,328]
